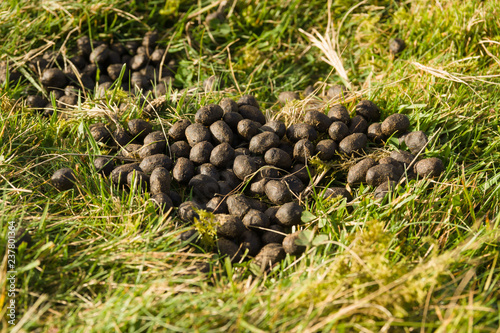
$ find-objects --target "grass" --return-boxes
[1,0,500,331]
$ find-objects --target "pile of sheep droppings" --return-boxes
[1,31,175,117]
[50,92,443,271]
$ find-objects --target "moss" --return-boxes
[291,220,452,321]
[193,209,218,249]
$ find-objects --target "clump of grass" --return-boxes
[299,0,352,89]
